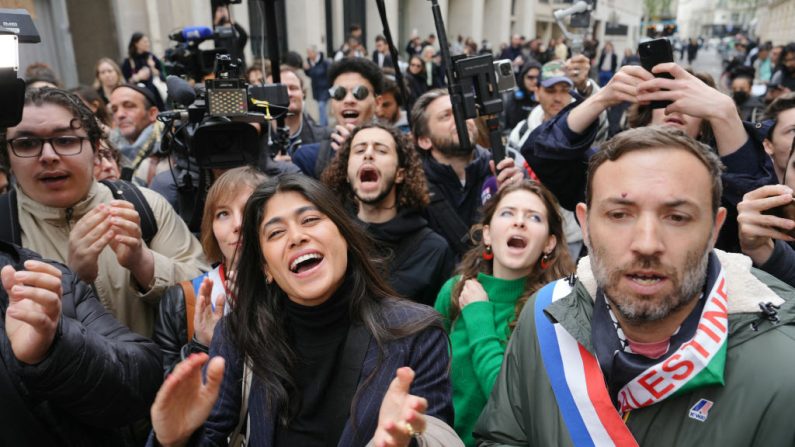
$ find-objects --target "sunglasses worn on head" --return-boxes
[329,85,370,101]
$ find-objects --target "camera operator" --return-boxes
[520,61,777,252]
[263,65,329,160]
[212,5,248,69]
[410,89,521,257]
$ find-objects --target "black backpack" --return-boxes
[0,179,158,246]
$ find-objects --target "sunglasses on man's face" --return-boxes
[329,85,370,101]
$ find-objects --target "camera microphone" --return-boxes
[166,75,197,106]
[168,26,213,43]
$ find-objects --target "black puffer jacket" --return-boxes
[0,241,162,446]
[364,210,456,306]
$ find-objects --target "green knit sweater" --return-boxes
[434,272,527,447]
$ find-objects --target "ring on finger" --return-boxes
[404,421,421,438]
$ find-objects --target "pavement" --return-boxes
[676,46,726,90]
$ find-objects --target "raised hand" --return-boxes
[151,353,226,447]
[67,204,114,283]
[1,260,63,365]
[193,277,226,347]
[372,367,428,447]
[458,278,489,308]
[737,184,795,265]
[491,157,522,191]
[331,123,356,151]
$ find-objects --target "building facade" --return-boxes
[11,0,644,88]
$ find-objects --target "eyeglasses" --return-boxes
[410,63,423,68]
[525,75,539,81]
[7,136,87,158]
[94,147,120,165]
[329,85,370,101]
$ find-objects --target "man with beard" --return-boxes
[322,123,454,305]
[411,89,521,256]
[475,126,795,446]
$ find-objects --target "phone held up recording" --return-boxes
[638,38,674,109]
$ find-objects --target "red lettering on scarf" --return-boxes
[702,310,727,333]
[681,339,709,358]
[698,323,721,342]
[716,278,727,300]
[638,371,674,399]
[620,387,653,412]
[661,353,694,380]
[709,295,728,313]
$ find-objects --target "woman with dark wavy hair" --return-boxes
[151,174,457,447]
[434,179,575,446]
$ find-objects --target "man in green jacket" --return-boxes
[475,126,795,446]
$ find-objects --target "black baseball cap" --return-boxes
[112,83,158,109]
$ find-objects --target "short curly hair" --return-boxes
[328,58,384,95]
[321,123,429,211]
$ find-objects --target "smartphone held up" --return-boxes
[638,38,674,109]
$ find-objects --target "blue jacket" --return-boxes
[306,54,332,102]
[521,102,777,252]
[190,300,453,446]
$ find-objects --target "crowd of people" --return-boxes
[1,15,795,447]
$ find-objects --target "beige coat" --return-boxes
[17,181,209,337]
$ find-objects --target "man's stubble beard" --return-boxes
[585,228,712,324]
[430,132,476,158]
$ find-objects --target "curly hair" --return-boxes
[321,122,430,211]
[447,180,575,331]
[328,57,384,95]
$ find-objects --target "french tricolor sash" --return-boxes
[535,280,638,446]
[535,264,729,446]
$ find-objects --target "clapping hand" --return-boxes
[1,260,63,365]
[151,353,226,447]
[372,367,428,447]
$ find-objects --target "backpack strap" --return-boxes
[100,179,158,245]
[181,280,197,342]
[391,226,434,270]
[0,190,21,245]
[426,183,471,256]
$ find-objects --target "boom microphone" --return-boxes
[168,26,213,43]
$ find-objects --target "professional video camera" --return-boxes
[163,26,227,83]
[425,0,517,165]
[157,52,289,230]
[0,8,40,128]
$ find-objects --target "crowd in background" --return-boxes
[3,9,795,446]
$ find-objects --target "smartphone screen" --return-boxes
[0,35,19,71]
[638,38,674,109]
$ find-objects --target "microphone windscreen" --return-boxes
[166,75,196,106]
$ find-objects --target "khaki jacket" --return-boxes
[18,181,208,336]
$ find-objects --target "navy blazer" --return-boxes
[193,300,453,446]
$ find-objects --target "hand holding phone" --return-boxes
[638,39,675,109]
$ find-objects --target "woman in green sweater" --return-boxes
[434,180,575,446]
